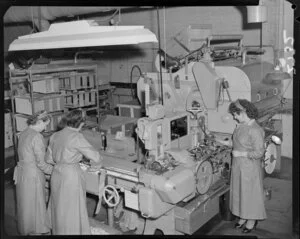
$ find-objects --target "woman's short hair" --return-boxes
[228,99,258,119]
[64,109,85,128]
[27,110,51,126]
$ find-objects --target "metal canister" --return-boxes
[101,132,107,151]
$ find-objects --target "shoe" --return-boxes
[234,221,246,229]
[242,220,258,233]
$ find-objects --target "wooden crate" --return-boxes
[65,90,96,108]
[15,94,65,115]
[60,72,95,90]
[117,100,143,118]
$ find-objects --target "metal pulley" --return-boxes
[264,143,277,174]
[195,160,213,194]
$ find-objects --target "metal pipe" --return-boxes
[107,208,114,227]
[156,7,164,105]
[4,6,121,31]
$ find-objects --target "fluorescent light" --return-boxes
[8,20,158,51]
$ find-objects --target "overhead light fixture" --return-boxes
[246,2,267,53]
[246,4,267,23]
[8,20,158,51]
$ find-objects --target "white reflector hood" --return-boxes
[8,20,158,51]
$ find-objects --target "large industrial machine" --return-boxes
[81,34,286,235]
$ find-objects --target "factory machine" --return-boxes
[82,35,285,235]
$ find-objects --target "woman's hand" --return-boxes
[89,161,102,172]
[232,150,247,157]
[215,138,232,146]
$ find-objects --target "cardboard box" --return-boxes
[32,77,60,93]
[15,114,28,132]
[117,100,143,118]
[15,94,65,115]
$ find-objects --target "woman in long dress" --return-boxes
[230,99,266,232]
[14,110,53,235]
[218,99,266,233]
[46,109,102,235]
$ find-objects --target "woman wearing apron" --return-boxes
[14,110,53,235]
[46,109,102,235]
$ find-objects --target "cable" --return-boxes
[130,65,142,99]
[95,9,119,23]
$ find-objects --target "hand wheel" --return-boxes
[102,185,120,207]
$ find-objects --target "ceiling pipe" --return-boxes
[4,6,123,31]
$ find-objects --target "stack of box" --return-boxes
[15,94,65,115]
[15,112,65,132]
[11,65,98,135]
[65,90,96,108]
[60,72,95,90]
[32,76,60,93]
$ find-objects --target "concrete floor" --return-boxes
[3,157,298,238]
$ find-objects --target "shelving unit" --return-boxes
[9,63,100,163]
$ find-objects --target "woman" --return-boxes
[14,110,53,235]
[46,109,102,235]
[218,99,266,233]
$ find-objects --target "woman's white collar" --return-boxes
[66,126,80,132]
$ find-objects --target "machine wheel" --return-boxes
[196,160,213,194]
[103,185,120,207]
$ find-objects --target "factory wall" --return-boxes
[3,1,294,158]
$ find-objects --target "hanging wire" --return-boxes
[130,65,142,99]
[94,9,120,23]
